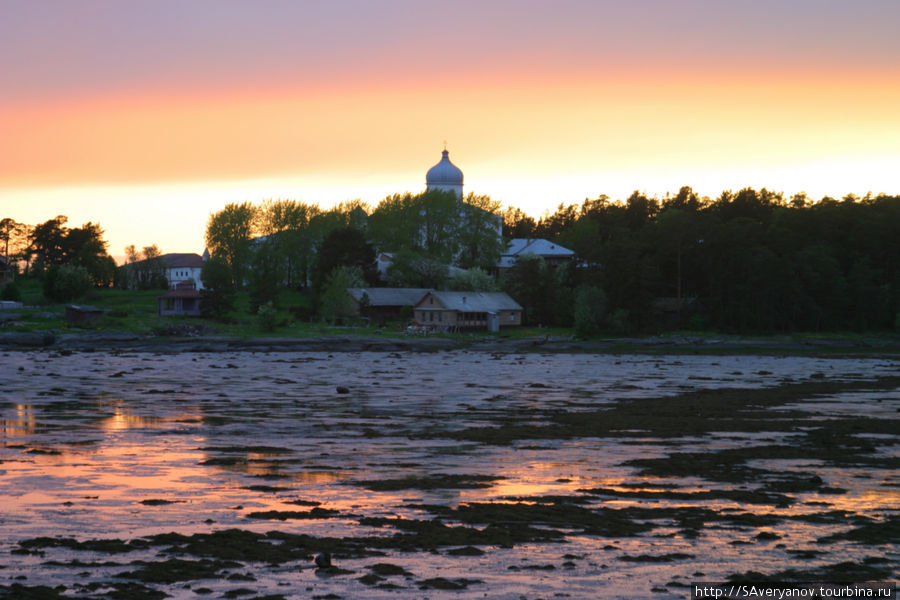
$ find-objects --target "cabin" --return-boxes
[413,291,522,332]
[157,281,203,317]
[347,287,430,321]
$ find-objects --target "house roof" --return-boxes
[347,287,431,307]
[503,238,575,258]
[419,291,522,313]
[163,253,204,268]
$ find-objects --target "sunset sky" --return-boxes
[2,0,899,258]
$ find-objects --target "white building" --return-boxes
[497,238,576,270]
[163,252,207,290]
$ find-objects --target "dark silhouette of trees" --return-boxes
[205,202,257,286]
[0,218,28,263]
[121,245,167,290]
[312,227,378,294]
[526,189,900,334]
[23,216,115,287]
[200,256,236,320]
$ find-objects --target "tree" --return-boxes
[205,202,258,286]
[318,266,364,322]
[29,216,69,274]
[248,236,283,310]
[67,222,115,286]
[385,250,449,289]
[573,285,607,338]
[501,254,556,326]
[257,199,320,287]
[447,267,498,292]
[43,264,92,302]
[368,193,421,255]
[502,207,536,239]
[200,256,236,320]
[312,227,377,293]
[27,217,114,286]
[0,218,28,261]
[122,244,167,289]
[457,194,504,269]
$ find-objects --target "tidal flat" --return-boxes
[1,350,898,599]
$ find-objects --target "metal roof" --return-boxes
[503,238,575,258]
[425,149,464,186]
[347,288,431,307]
[419,291,522,313]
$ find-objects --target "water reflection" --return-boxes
[1,350,897,599]
[1,404,37,437]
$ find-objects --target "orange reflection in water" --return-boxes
[100,408,162,431]
[1,404,37,437]
[804,487,898,518]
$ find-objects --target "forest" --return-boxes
[3,187,900,335]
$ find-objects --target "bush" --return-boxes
[43,265,92,303]
[1,281,22,302]
[608,308,631,335]
[318,266,364,322]
[257,301,278,333]
[573,285,607,339]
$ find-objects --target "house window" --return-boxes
[509,312,515,321]
[438,312,442,322]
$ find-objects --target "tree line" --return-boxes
[1,215,116,302]
[200,187,900,334]
[200,191,506,320]
[4,186,899,334]
[501,188,900,333]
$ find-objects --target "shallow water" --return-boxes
[1,350,898,599]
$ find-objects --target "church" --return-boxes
[425,148,465,197]
[422,148,502,239]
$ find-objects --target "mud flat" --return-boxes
[3,329,900,356]
[1,350,898,599]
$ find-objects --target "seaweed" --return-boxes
[354,473,500,491]
[117,558,240,583]
[244,507,339,520]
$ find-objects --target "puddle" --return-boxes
[2,350,898,598]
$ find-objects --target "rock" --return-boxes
[314,552,332,568]
[0,332,57,347]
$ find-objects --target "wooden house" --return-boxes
[346,287,430,321]
[413,291,522,331]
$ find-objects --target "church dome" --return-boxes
[426,149,464,191]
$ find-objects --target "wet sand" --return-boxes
[1,350,898,599]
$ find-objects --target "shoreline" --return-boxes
[2,329,900,355]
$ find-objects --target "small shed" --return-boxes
[414,291,522,331]
[158,281,203,317]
